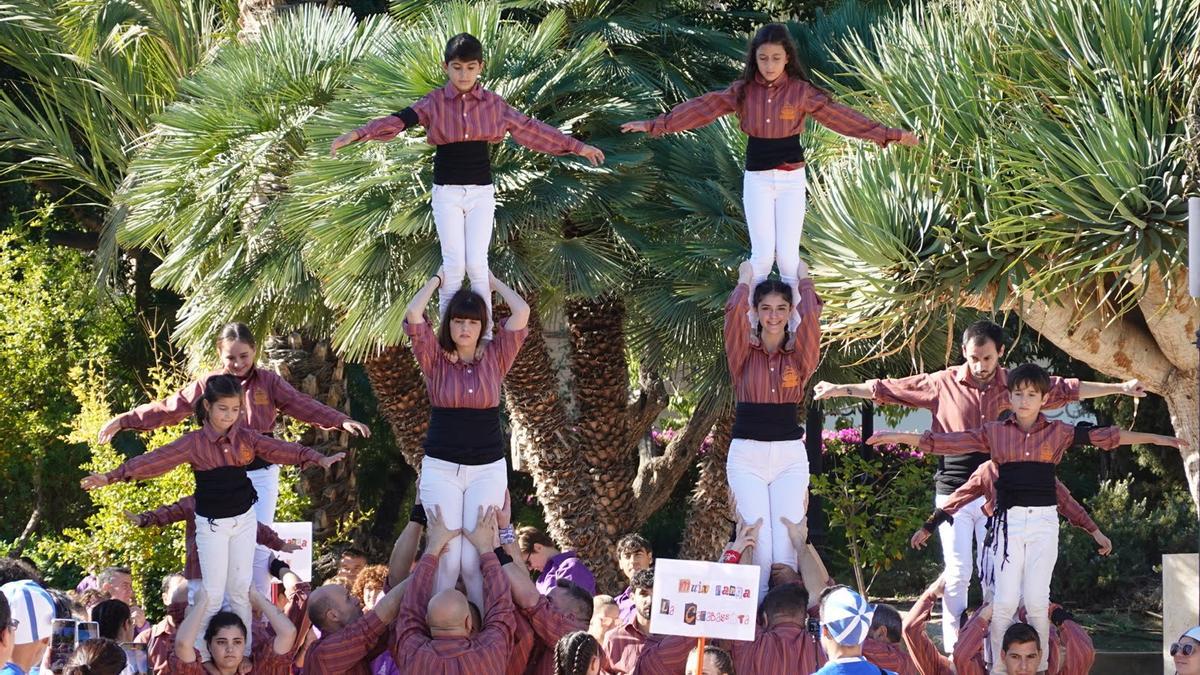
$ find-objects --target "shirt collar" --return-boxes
[1001,412,1051,431]
[954,363,1007,389]
[201,422,236,443]
[546,550,577,569]
[441,81,483,100]
[753,72,787,88]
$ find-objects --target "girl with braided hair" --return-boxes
[554,631,600,675]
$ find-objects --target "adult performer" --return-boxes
[97,322,370,596]
[724,258,822,596]
[812,319,1144,651]
[403,268,530,608]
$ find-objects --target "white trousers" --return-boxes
[726,437,810,597]
[419,455,508,609]
[743,168,807,287]
[194,507,257,656]
[432,184,495,333]
[988,506,1057,673]
[935,493,988,653]
[247,464,280,598]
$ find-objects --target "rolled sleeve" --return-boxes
[1044,376,1082,410]
[403,316,440,377]
[1087,426,1123,451]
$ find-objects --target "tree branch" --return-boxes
[633,397,724,522]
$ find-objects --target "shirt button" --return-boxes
[468,389,474,393]
[766,118,771,123]
[771,389,776,393]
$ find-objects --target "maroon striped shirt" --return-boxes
[646,74,902,148]
[169,639,292,674]
[918,415,1122,464]
[870,365,1080,433]
[863,637,920,675]
[730,622,823,674]
[901,586,953,675]
[103,424,324,484]
[599,618,693,675]
[952,605,1091,675]
[355,82,586,155]
[940,460,1098,533]
[520,596,587,675]
[305,611,388,675]
[135,496,288,579]
[405,318,528,409]
[391,552,515,674]
[724,280,822,404]
[138,612,182,675]
[116,367,349,435]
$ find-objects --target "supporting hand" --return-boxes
[330,130,360,156]
[779,516,808,553]
[465,506,499,553]
[425,505,461,557]
[897,130,919,147]
[1120,378,1146,397]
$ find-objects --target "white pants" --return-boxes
[988,506,1057,673]
[247,464,280,598]
[419,455,508,609]
[935,493,988,653]
[726,437,810,597]
[743,168,806,287]
[194,507,257,656]
[432,184,495,334]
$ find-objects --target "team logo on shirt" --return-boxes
[781,366,799,388]
[779,105,798,121]
[254,389,270,405]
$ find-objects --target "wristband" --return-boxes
[922,508,953,533]
[721,549,742,564]
[493,547,513,566]
[268,558,289,580]
[498,525,515,545]
[409,503,427,527]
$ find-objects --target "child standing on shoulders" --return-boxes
[868,363,1184,673]
[82,375,344,656]
[331,33,604,338]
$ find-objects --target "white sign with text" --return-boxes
[270,522,313,582]
[649,558,760,642]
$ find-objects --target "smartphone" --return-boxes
[806,617,821,637]
[75,620,100,644]
[121,642,149,675]
[49,618,77,671]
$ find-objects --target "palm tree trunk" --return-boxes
[678,414,734,561]
[237,0,282,42]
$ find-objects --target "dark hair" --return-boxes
[690,644,735,675]
[553,630,599,675]
[48,589,76,620]
[91,599,131,641]
[341,548,367,561]
[871,603,902,643]
[517,526,555,554]
[553,579,594,623]
[761,583,808,623]
[0,591,10,639]
[205,611,247,643]
[194,374,243,425]
[616,533,652,559]
[1007,363,1051,395]
[0,557,41,586]
[630,568,654,592]
[437,289,489,353]
[444,32,483,63]
[63,638,127,675]
[962,320,1005,352]
[736,24,809,106]
[752,279,794,342]
[1002,622,1041,652]
[216,322,257,349]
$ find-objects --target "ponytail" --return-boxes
[194,374,243,425]
[553,631,599,675]
[216,322,257,349]
[63,638,126,675]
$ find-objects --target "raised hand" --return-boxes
[497,490,512,530]
[342,420,371,438]
[779,516,808,553]
[867,431,917,447]
[81,472,109,490]
[318,452,346,470]
[732,517,763,554]
[123,510,140,525]
[910,528,932,550]
[812,381,840,400]
[98,418,122,444]
[620,120,651,134]
[465,506,499,553]
[425,505,460,557]
[280,541,302,554]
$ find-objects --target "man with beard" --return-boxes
[599,568,692,674]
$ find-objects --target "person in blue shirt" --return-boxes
[0,581,55,675]
[814,586,897,675]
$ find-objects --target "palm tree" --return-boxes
[801,0,1199,507]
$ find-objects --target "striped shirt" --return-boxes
[506,611,536,675]
[116,367,349,436]
[952,606,1092,675]
[940,461,1098,533]
[646,74,901,148]
[405,318,528,409]
[305,611,389,675]
[134,496,288,579]
[730,622,823,674]
[521,596,588,675]
[355,83,586,154]
[103,424,324,484]
[168,641,292,674]
[917,415,1122,465]
[725,280,823,404]
[600,618,693,674]
[901,586,953,675]
[391,552,514,674]
[863,637,920,675]
[136,612,183,675]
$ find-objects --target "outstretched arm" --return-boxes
[812,381,876,400]
[387,503,426,589]
[1116,429,1187,449]
[1078,379,1145,400]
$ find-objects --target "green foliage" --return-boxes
[809,427,930,594]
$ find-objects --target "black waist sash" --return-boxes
[424,406,504,465]
[731,402,803,442]
[433,141,492,185]
[745,135,805,171]
[193,466,257,519]
[995,462,1057,509]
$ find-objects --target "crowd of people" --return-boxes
[3,17,1189,675]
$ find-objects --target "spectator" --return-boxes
[0,592,13,673]
[814,586,888,675]
[686,645,735,675]
[600,567,692,674]
[1,580,55,675]
[612,534,653,623]
[136,576,189,674]
[731,583,820,673]
[588,596,618,642]
[1174,626,1200,675]
[552,631,599,675]
[0,560,39,587]
[92,600,134,643]
[62,639,126,675]
[172,589,298,674]
[351,565,389,611]
[336,549,369,587]
[901,577,953,675]
[862,603,918,675]
[517,526,597,596]
[97,568,134,606]
[77,589,110,615]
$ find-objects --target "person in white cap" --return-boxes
[0,580,55,675]
[1173,626,1200,675]
[814,585,896,675]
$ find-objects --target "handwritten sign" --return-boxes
[649,558,760,642]
[270,522,313,582]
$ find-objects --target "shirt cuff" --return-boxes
[1063,377,1082,401]
[917,430,936,454]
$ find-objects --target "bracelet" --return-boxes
[498,525,515,545]
[409,503,427,527]
[268,558,289,580]
[493,546,514,566]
